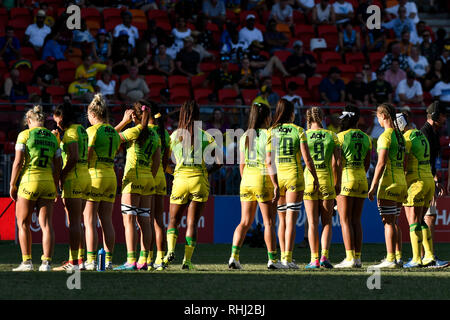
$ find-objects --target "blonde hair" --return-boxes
[306,107,324,129]
[25,105,45,126]
[88,93,108,122]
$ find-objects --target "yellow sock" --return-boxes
[231,246,240,261]
[184,237,196,262]
[355,252,361,260]
[41,255,51,262]
[127,252,136,264]
[345,250,354,261]
[421,223,434,260]
[321,249,329,259]
[311,252,319,262]
[167,228,178,253]
[409,223,422,263]
[78,249,85,260]
[285,251,293,263]
[87,252,96,263]
[69,249,78,263]
[22,254,32,262]
[105,252,112,264]
[155,251,165,264]
[386,252,395,262]
[138,251,149,265]
[395,251,402,261]
[146,250,153,264]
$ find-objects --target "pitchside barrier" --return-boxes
[1,196,449,244]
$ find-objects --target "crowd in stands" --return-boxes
[0,0,448,111]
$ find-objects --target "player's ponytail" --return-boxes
[306,106,324,129]
[53,103,76,129]
[378,103,405,153]
[25,105,45,126]
[149,101,168,151]
[88,93,109,123]
[177,100,200,148]
[340,105,360,131]
[271,99,294,128]
[133,100,150,147]
[246,102,271,151]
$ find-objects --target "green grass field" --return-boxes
[1,241,450,300]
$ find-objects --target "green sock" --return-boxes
[87,251,97,263]
[138,251,149,264]
[267,251,277,262]
[127,251,136,264]
[231,245,240,261]
[105,251,112,264]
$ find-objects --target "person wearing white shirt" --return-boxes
[430,77,450,103]
[407,45,429,78]
[171,17,192,49]
[25,10,51,49]
[332,0,354,25]
[113,11,139,48]
[270,0,294,26]
[297,0,315,13]
[96,71,116,101]
[385,0,419,24]
[238,15,263,49]
[282,81,304,123]
[396,71,424,106]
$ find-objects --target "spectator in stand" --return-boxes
[369,69,393,104]
[33,56,59,89]
[385,0,419,25]
[356,0,372,29]
[264,19,289,54]
[285,40,317,79]
[252,84,271,106]
[193,14,214,50]
[382,6,414,40]
[430,69,450,104]
[0,26,21,64]
[119,66,150,103]
[176,36,201,78]
[154,43,175,77]
[312,0,335,26]
[68,75,94,103]
[407,45,429,79]
[202,0,226,26]
[319,66,345,103]
[96,71,117,102]
[238,14,264,49]
[248,40,290,78]
[424,59,443,92]
[206,55,239,96]
[75,54,108,87]
[438,44,450,68]
[205,107,230,133]
[165,35,181,60]
[400,30,413,56]
[192,34,214,62]
[396,71,424,106]
[333,0,354,27]
[72,19,95,52]
[41,31,67,61]
[282,81,304,122]
[172,17,192,49]
[379,41,409,71]
[261,77,280,106]
[346,72,369,106]
[296,0,315,15]
[24,10,52,51]
[420,30,439,63]
[385,58,407,91]
[113,11,139,48]
[237,57,258,90]
[337,22,361,53]
[134,38,154,75]
[93,29,112,63]
[221,28,246,64]
[365,26,387,52]
[111,32,135,76]
[361,63,376,84]
[411,21,432,45]
[3,69,28,102]
[270,0,294,30]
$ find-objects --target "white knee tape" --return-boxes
[378,206,397,216]
[277,204,287,212]
[136,207,151,218]
[287,202,303,212]
[121,204,137,215]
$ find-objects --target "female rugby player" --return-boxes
[304,107,341,269]
[10,106,61,271]
[335,106,371,268]
[269,99,318,269]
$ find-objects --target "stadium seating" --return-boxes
[57,61,77,86]
[274,50,291,63]
[170,88,191,104]
[218,88,239,105]
[318,25,339,50]
[241,89,259,106]
[46,86,66,103]
[194,88,213,105]
[168,75,189,90]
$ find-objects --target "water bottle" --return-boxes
[97,248,105,271]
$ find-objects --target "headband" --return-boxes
[154,113,161,119]
[339,111,355,119]
[396,113,408,131]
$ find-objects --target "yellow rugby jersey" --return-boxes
[120,124,161,173]
[338,129,372,180]
[86,123,120,175]
[268,123,307,169]
[240,129,271,175]
[170,128,217,175]
[305,128,339,173]
[404,129,433,183]
[61,124,89,179]
[16,127,60,182]
[149,124,170,164]
[377,128,405,182]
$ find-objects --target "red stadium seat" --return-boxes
[226,10,239,24]
[271,76,284,91]
[146,75,166,90]
[170,88,191,104]
[218,88,239,105]
[274,50,292,63]
[168,75,189,89]
[307,76,323,101]
[316,64,334,77]
[194,88,212,105]
[103,8,122,21]
[21,47,38,60]
[285,77,305,88]
[155,21,172,32]
[0,61,7,75]
[47,86,66,103]
[320,51,342,65]
[0,130,6,141]
[318,25,338,50]
[200,62,218,74]
[294,25,315,50]
[293,11,305,24]
[27,86,41,96]
[337,64,357,79]
[7,20,28,41]
[57,61,77,85]
[81,7,101,19]
[345,52,366,70]
[190,74,208,90]
[369,52,385,70]
[241,89,259,105]
[10,8,31,20]
[147,10,170,23]
[32,60,45,71]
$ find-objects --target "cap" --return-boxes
[407,70,416,79]
[37,10,46,17]
[250,40,263,48]
[246,14,256,20]
[293,40,303,48]
[98,28,107,35]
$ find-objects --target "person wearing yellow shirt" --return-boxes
[68,76,95,103]
[251,85,270,106]
[75,55,108,86]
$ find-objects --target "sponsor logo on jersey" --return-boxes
[310,133,326,139]
[277,127,293,134]
[351,132,364,139]
[386,191,400,197]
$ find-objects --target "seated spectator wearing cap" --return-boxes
[379,41,409,71]
[395,71,424,106]
[382,6,414,40]
[384,58,407,91]
[319,66,345,103]
[75,54,108,87]
[264,19,289,54]
[285,40,317,79]
[154,43,175,77]
[3,69,28,102]
[248,40,290,78]
[430,68,450,104]
[333,0,354,26]
[369,69,393,104]
[24,10,52,50]
[68,76,95,103]
[172,17,192,49]
[337,22,361,53]
[407,45,429,79]
[96,71,117,102]
[33,56,59,89]
[312,0,336,26]
[42,30,67,61]
[0,26,21,65]
[119,66,150,103]
[202,0,226,26]
[238,14,264,49]
[73,19,95,52]
[93,29,112,63]
[439,43,450,68]
[176,36,201,77]
[252,84,271,106]
[34,3,55,27]
[207,55,239,96]
[113,11,139,48]
[346,72,369,106]
[238,57,259,90]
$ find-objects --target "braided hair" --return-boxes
[306,106,324,129]
[377,103,405,154]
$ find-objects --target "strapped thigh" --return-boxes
[378,206,397,216]
[136,207,150,218]
[277,204,287,213]
[286,202,303,213]
[121,204,137,215]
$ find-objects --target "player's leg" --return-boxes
[395,204,403,265]
[283,191,303,268]
[98,200,115,269]
[373,199,398,268]
[13,197,35,271]
[351,197,365,267]
[304,199,320,268]
[336,195,355,266]
[259,200,284,269]
[78,199,87,268]
[136,195,152,270]
[182,200,206,269]
[404,205,423,267]
[164,202,189,264]
[153,194,166,268]
[115,193,139,270]
[83,200,100,269]
[319,199,334,268]
[277,195,287,261]
[63,198,82,266]
[37,198,55,271]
